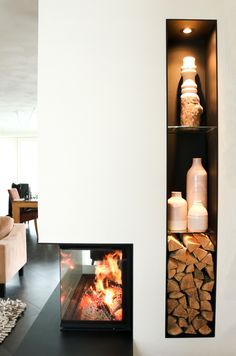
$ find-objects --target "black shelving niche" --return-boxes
[166,19,218,338]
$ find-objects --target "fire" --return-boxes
[104,288,114,307]
[79,250,123,321]
[95,250,122,293]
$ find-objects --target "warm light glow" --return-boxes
[182,27,192,34]
[60,251,75,270]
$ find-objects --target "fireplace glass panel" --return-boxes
[60,244,133,332]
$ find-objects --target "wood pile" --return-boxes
[167,233,215,336]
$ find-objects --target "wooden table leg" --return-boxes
[12,202,20,223]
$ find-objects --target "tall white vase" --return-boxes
[186,158,207,210]
[180,56,203,127]
[168,192,187,232]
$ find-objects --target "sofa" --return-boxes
[0,216,27,297]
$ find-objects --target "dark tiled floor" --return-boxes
[0,223,59,356]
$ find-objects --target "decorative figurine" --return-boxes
[180,56,203,126]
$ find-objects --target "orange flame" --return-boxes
[95,250,122,294]
[78,250,123,321]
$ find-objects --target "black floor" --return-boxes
[15,285,133,356]
[0,223,60,356]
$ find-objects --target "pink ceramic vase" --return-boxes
[188,201,208,232]
[186,158,207,210]
[168,192,187,232]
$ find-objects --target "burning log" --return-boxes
[74,250,124,322]
[166,233,215,336]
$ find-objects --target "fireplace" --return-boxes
[59,244,133,333]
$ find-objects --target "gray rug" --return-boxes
[0,298,26,343]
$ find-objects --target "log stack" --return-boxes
[167,233,215,336]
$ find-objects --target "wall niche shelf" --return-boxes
[168,126,217,134]
[168,229,215,235]
[166,19,218,338]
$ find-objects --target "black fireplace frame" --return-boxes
[59,243,133,334]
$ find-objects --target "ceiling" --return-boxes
[0,0,37,136]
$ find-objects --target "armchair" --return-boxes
[0,217,27,297]
[8,188,38,239]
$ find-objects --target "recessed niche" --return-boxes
[166,19,218,337]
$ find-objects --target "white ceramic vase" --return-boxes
[168,192,187,232]
[188,201,208,232]
[180,56,203,127]
[186,158,207,210]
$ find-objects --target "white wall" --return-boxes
[38,0,236,355]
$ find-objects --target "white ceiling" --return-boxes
[0,0,37,136]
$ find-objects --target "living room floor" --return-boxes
[0,223,60,356]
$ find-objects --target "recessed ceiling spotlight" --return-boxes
[181,27,193,34]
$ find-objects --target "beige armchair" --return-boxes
[0,216,27,297]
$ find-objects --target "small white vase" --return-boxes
[188,201,208,232]
[186,158,207,210]
[168,192,187,232]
